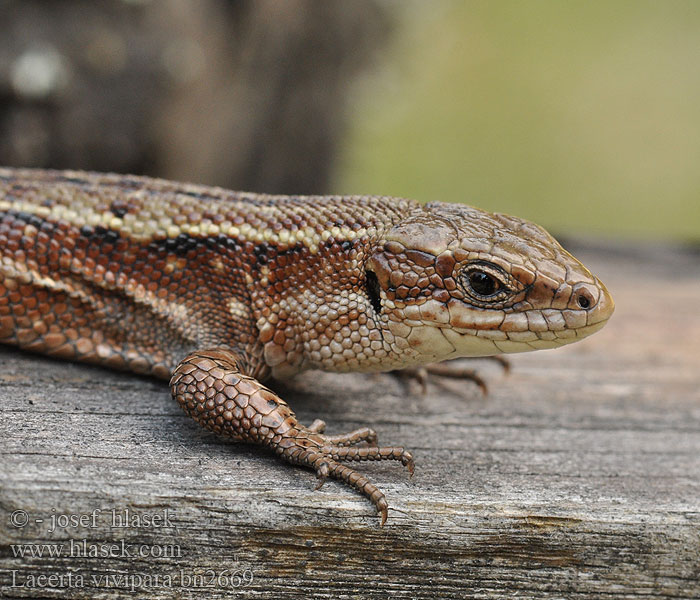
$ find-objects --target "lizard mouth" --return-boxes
[396,286,614,359]
[396,271,615,358]
[430,316,610,358]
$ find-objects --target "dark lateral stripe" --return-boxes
[2,199,370,270]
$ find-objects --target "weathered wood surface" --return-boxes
[1,241,699,599]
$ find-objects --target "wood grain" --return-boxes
[1,242,699,599]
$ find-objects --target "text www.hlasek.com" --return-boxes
[11,539,181,559]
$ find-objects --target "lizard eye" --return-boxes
[468,271,499,296]
[461,261,514,304]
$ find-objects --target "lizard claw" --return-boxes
[314,460,330,489]
[487,355,511,374]
[406,455,415,477]
[378,500,388,527]
[308,419,326,433]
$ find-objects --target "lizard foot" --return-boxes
[276,427,414,526]
[171,348,411,526]
[394,355,510,396]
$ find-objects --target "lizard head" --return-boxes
[366,201,614,365]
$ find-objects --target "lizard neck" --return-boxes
[244,198,422,379]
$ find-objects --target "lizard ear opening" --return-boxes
[365,269,382,314]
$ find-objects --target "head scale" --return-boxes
[365,201,614,367]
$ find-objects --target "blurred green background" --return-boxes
[3,1,698,243]
[336,0,700,242]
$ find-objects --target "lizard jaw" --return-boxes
[385,277,614,361]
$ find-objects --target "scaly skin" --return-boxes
[0,168,614,524]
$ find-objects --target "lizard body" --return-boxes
[0,168,614,524]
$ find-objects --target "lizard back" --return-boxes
[0,168,417,379]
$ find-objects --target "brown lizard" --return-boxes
[0,168,614,524]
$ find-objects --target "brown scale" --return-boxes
[0,168,615,524]
[0,168,421,524]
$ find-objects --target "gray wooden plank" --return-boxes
[1,242,699,599]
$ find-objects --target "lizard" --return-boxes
[0,167,614,525]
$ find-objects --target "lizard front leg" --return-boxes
[170,348,413,525]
